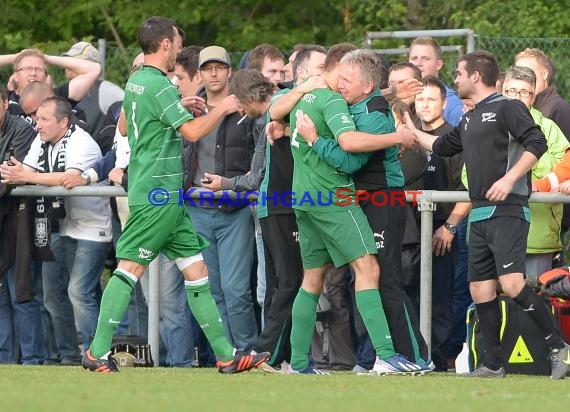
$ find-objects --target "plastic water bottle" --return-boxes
[455,342,470,374]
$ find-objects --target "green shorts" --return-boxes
[116,204,208,265]
[294,208,377,269]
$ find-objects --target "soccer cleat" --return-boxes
[81,349,119,373]
[217,351,270,374]
[369,354,427,376]
[466,365,506,378]
[550,343,570,380]
[286,364,330,375]
[416,357,436,372]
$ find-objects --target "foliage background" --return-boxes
[2,0,570,94]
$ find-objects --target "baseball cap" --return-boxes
[63,41,100,63]
[199,46,231,68]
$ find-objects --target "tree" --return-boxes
[1,0,569,89]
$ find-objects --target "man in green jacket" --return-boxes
[502,66,569,276]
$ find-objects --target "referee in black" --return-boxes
[406,50,569,379]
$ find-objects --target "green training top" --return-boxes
[290,88,357,211]
[123,66,193,206]
[351,89,404,188]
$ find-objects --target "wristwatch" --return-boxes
[81,171,91,185]
[443,222,457,235]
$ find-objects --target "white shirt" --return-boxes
[114,127,131,169]
[24,126,112,242]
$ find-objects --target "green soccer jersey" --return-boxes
[123,66,193,206]
[290,88,357,211]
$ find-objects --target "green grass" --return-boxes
[1,366,569,412]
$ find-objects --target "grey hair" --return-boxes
[504,65,536,90]
[339,49,383,89]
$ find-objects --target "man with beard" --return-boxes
[407,50,569,379]
[79,16,268,373]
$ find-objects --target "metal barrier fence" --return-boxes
[476,36,570,100]
[10,186,570,356]
[360,33,570,99]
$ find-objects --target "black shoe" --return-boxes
[216,351,270,374]
[81,349,119,373]
[467,365,506,378]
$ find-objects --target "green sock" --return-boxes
[290,288,319,371]
[185,280,234,361]
[90,270,136,358]
[355,289,396,359]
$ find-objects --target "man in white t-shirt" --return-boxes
[1,96,112,359]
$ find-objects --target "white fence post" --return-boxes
[418,195,436,353]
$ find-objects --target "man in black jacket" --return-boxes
[408,50,570,380]
[0,84,44,364]
[415,76,470,371]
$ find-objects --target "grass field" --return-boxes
[1,366,569,412]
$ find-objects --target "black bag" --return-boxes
[466,296,553,375]
[111,335,154,368]
[311,266,355,370]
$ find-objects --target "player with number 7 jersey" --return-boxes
[123,65,190,207]
[83,16,269,374]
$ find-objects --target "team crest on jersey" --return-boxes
[176,101,186,114]
[138,247,154,260]
[340,114,351,124]
[126,83,145,95]
[302,93,316,104]
[482,112,496,122]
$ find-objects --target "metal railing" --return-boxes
[364,28,476,54]
[9,186,570,357]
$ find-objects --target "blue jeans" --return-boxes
[253,212,266,327]
[449,219,471,358]
[0,263,45,364]
[140,254,194,367]
[430,236,457,371]
[525,252,553,277]
[188,206,257,351]
[43,233,110,352]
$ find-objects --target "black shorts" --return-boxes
[468,216,529,282]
